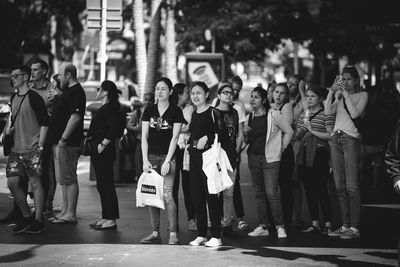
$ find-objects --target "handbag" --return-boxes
[119,132,137,152]
[3,93,28,156]
[202,133,233,194]
[136,169,165,209]
[80,137,92,156]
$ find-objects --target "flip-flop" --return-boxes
[47,216,58,222]
[51,218,78,224]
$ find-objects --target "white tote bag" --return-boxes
[202,134,233,194]
[136,169,165,209]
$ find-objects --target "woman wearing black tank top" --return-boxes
[188,81,223,247]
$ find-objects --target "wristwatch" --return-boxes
[164,160,171,164]
[100,142,107,148]
[60,137,67,143]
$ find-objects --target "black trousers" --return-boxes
[190,152,223,238]
[279,144,295,227]
[298,147,332,222]
[91,144,119,220]
[233,155,245,218]
[173,147,195,221]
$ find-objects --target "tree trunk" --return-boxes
[133,0,147,98]
[165,0,178,84]
[144,0,162,94]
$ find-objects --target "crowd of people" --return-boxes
[1,61,400,248]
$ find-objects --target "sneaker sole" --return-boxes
[248,233,269,237]
[141,239,161,244]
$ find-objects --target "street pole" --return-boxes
[100,0,107,81]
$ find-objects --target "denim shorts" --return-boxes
[53,145,81,185]
[6,148,43,178]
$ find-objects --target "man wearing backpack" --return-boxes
[5,65,49,234]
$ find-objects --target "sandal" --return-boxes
[302,225,320,233]
[238,220,249,231]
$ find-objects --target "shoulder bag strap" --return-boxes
[10,93,28,128]
[308,108,324,121]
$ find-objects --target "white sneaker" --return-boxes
[328,226,349,237]
[277,227,287,238]
[205,238,222,247]
[340,227,360,240]
[189,237,207,246]
[248,226,269,237]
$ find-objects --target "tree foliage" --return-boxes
[177,0,315,62]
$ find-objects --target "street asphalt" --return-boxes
[0,149,399,266]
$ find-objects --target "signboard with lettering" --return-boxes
[185,53,225,101]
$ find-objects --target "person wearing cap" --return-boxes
[325,65,368,240]
[87,80,124,230]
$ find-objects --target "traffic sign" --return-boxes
[86,0,122,30]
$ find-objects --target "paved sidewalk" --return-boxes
[0,154,398,266]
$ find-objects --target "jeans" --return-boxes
[223,169,237,225]
[298,147,332,223]
[190,152,223,238]
[248,154,284,227]
[148,153,177,232]
[330,131,361,228]
[91,143,119,220]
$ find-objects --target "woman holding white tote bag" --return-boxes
[188,81,224,247]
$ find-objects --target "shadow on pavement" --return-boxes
[0,245,41,264]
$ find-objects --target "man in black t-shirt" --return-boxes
[48,63,86,224]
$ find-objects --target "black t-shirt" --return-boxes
[142,104,185,154]
[214,107,239,169]
[248,114,267,155]
[49,83,86,146]
[188,107,216,155]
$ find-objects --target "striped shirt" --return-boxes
[297,109,335,147]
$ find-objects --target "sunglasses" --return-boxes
[220,90,233,96]
[10,73,25,79]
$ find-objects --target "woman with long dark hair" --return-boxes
[140,77,185,245]
[88,80,123,230]
[245,86,293,239]
[170,83,196,231]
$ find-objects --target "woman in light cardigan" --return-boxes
[245,86,293,239]
[324,66,368,240]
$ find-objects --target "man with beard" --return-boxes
[48,63,86,224]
